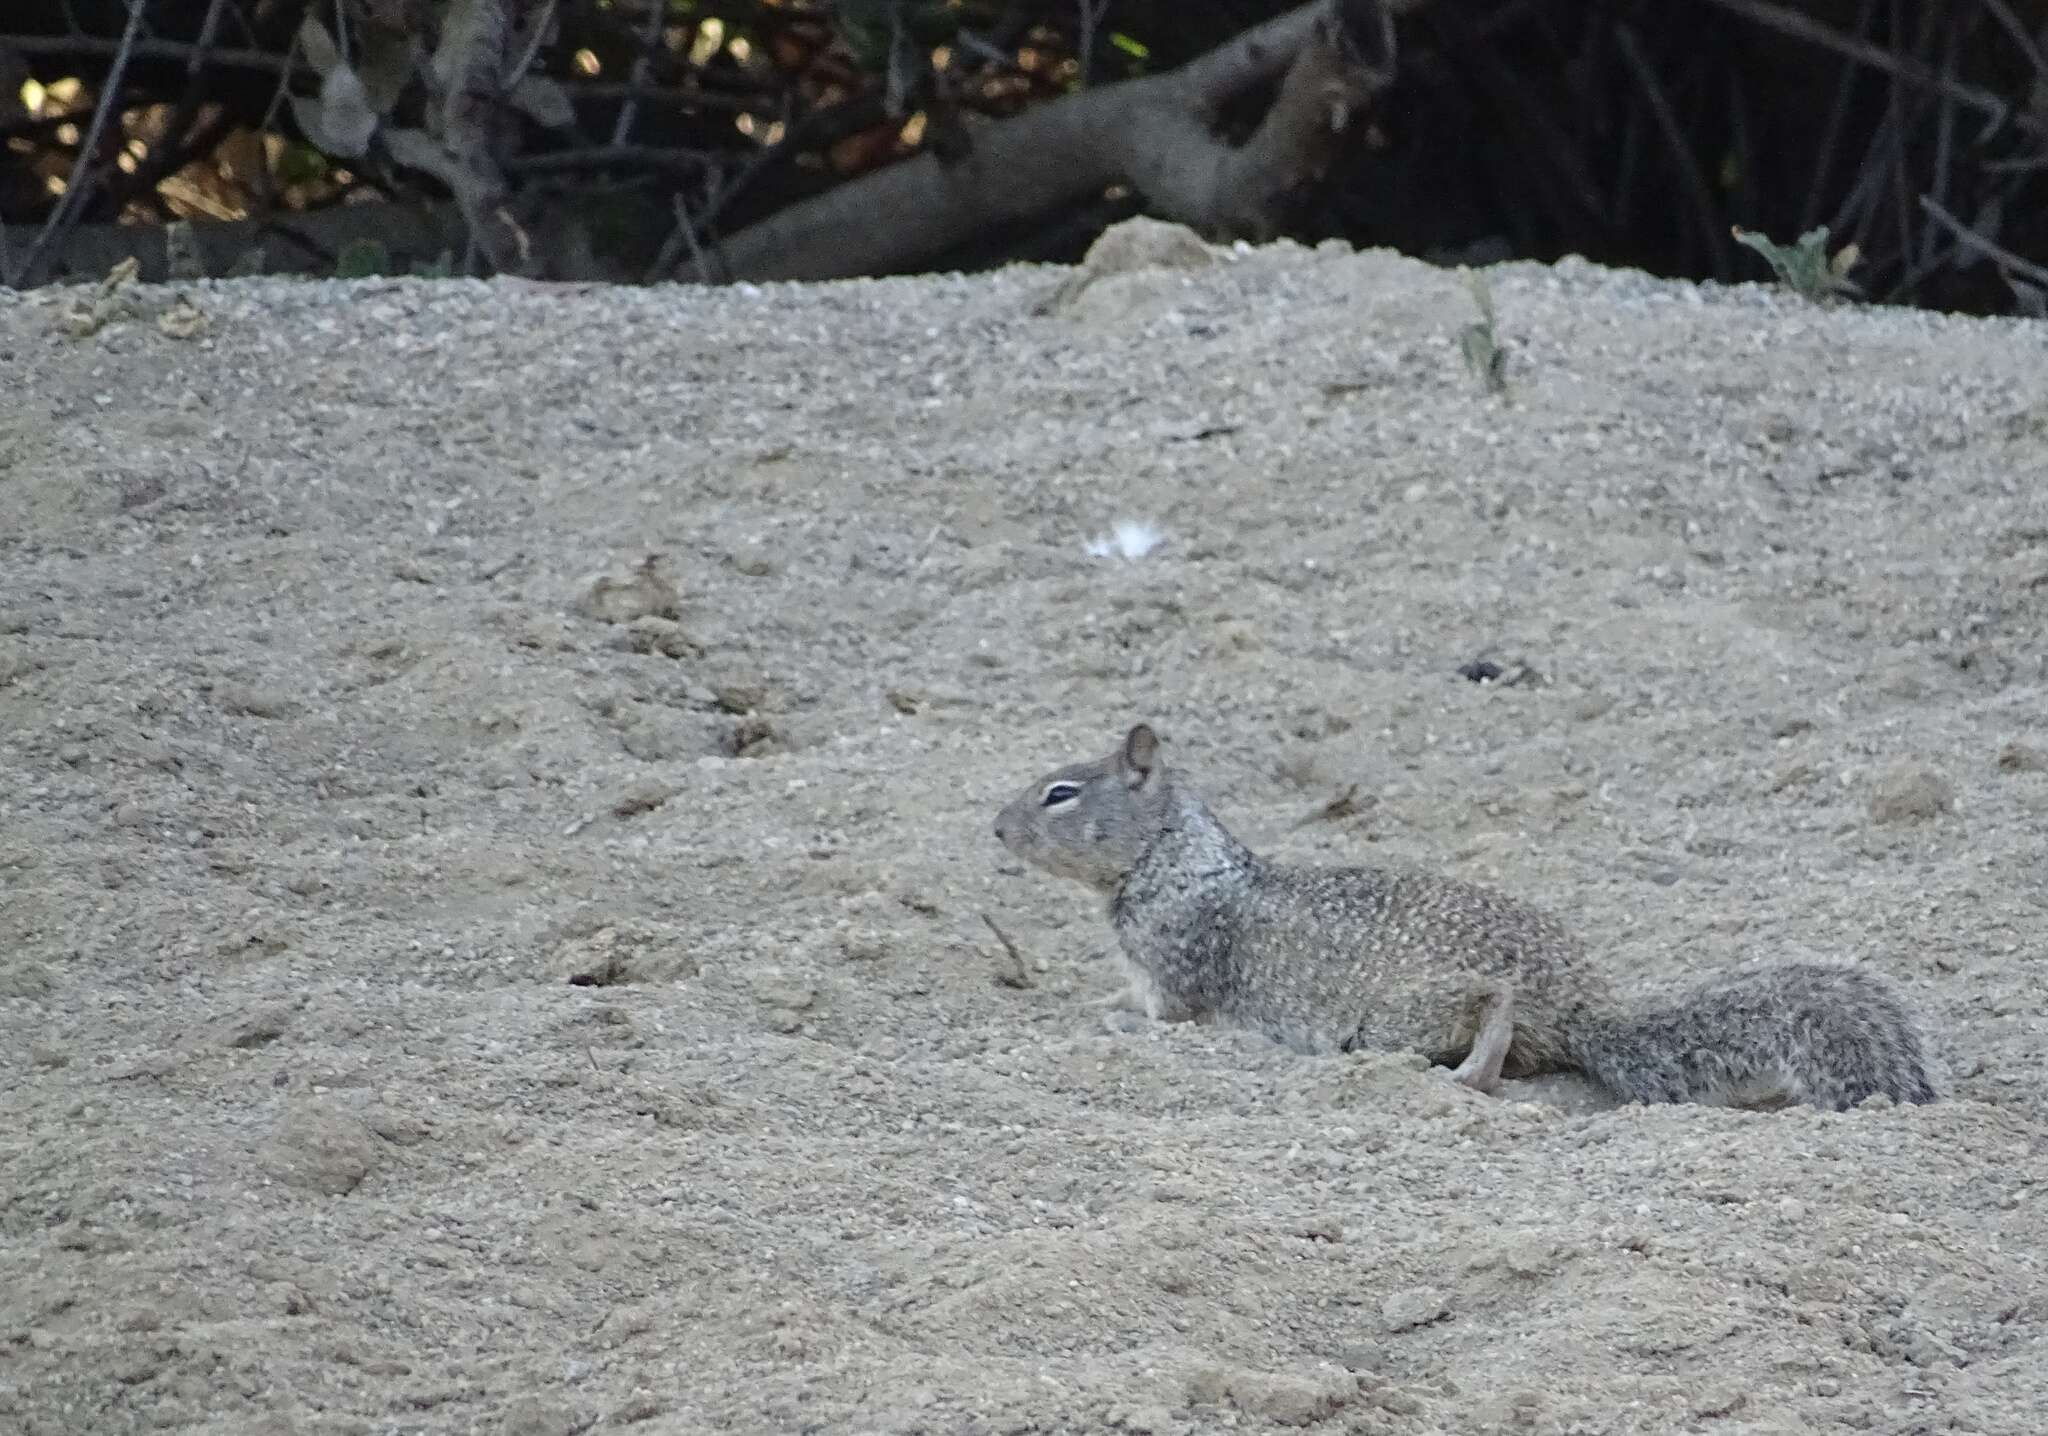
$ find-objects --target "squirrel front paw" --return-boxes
[1433,1060,1503,1096]
[1089,984,1147,1014]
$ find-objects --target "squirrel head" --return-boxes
[993,723,1173,893]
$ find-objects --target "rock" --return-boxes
[213,682,295,718]
[620,714,701,762]
[1691,1384,1748,1419]
[623,615,700,658]
[573,555,680,625]
[1035,217,1218,315]
[1867,765,1954,825]
[725,716,781,758]
[1493,1232,1566,1279]
[609,1392,669,1424]
[0,961,54,999]
[265,1105,383,1195]
[750,974,818,1033]
[514,618,579,652]
[1770,762,1820,793]
[363,1102,434,1146]
[499,1396,587,1436]
[1186,1365,1353,1427]
[611,780,674,819]
[712,683,766,715]
[549,926,633,987]
[729,546,779,578]
[220,1004,293,1048]
[1380,1286,1450,1332]
[1996,742,2047,773]
[1075,216,1217,277]
[837,927,888,963]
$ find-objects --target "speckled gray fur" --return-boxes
[995,725,1937,1111]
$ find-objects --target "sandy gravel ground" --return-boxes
[3,232,2047,1436]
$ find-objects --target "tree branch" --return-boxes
[1920,193,2048,289]
[429,0,547,276]
[1698,0,2044,140]
[5,0,148,288]
[705,0,1421,284]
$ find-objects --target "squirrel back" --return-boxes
[994,723,1938,1111]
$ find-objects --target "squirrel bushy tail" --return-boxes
[1567,962,1937,1111]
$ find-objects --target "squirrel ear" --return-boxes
[1120,723,1159,785]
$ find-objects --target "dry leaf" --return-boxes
[157,297,209,341]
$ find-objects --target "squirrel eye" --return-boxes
[1041,782,1081,807]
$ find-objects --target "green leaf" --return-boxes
[336,238,391,279]
[1459,269,1507,397]
[1731,225,1862,302]
[273,142,330,187]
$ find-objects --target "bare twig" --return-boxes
[0,31,306,77]
[1613,22,1729,280]
[6,0,149,288]
[1724,65,1756,221]
[981,914,1035,990]
[103,0,233,215]
[1075,0,1110,87]
[610,0,668,146]
[1827,103,1896,248]
[1698,0,2042,138]
[647,187,703,284]
[576,78,751,114]
[704,1,1385,280]
[948,28,1025,74]
[506,145,719,177]
[1421,2,1607,235]
[1917,17,1959,274]
[1801,0,1876,232]
[1920,193,2048,288]
[1975,0,2048,87]
[1291,783,1364,828]
[1885,0,1913,283]
[506,0,558,87]
[667,189,716,283]
[645,88,814,282]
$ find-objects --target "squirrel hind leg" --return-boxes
[1443,984,1515,1095]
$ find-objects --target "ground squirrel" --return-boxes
[993,724,1937,1110]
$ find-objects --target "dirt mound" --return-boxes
[3,240,2044,1434]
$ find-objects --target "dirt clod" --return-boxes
[1868,765,1955,824]
[264,1105,382,1195]
[574,555,680,625]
